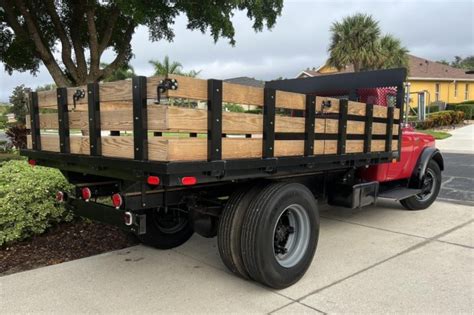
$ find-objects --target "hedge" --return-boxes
[0,160,73,245]
[446,101,474,119]
[417,110,464,129]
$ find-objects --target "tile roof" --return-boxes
[300,55,474,80]
[224,77,265,88]
[407,55,474,80]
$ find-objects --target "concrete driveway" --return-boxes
[435,123,474,154]
[1,200,472,314]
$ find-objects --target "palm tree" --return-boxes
[182,69,202,77]
[149,56,201,77]
[101,62,135,82]
[373,35,409,70]
[327,13,381,72]
[149,56,183,76]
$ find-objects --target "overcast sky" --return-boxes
[1,0,473,102]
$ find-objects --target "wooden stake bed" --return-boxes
[26,74,400,162]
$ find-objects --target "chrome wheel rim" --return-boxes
[416,169,436,202]
[273,204,310,268]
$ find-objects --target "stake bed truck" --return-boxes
[21,68,443,288]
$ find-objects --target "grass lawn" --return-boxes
[416,129,452,140]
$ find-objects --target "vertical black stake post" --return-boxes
[262,88,276,158]
[304,95,316,156]
[364,103,374,153]
[29,91,41,150]
[88,82,101,156]
[57,87,70,153]
[396,84,404,154]
[133,76,148,160]
[337,99,348,155]
[385,106,394,153]
[207,79,223,161]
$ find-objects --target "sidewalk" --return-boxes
[1,201,472,314]
[435,124,474,154]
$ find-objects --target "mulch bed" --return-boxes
[0,219,138,276]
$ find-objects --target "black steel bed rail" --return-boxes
[21,148,396,187]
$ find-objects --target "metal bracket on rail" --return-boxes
[72,89,85,110]
[155,78,178,104]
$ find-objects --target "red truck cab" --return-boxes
[357,87,444,209]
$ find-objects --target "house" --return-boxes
[297,55,474,108]
[6,113,16,123]
[224,77,265,88]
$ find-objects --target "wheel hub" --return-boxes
[272,204,311,268]
[416,169,436,202]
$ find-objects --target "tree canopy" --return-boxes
[0,0,283,86]
[328,13,408,72]
[437,56,474,70]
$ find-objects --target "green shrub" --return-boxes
[223,103,245,113]
[0,160,73,245]
[454,104,473,119]
[245,108,263,114]
[446,101,474,119]
[426,101,444,113]
[416,110,465,129]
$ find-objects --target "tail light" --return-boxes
[81,187,92,202]
[56,191,65,203]
[181,176,197,186]
[111,193,123,209]
[147,176,160,186]
[28,159,36,166]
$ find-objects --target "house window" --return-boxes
[435,83,440,101]
[454,82,458,98]
[466,84,470,100]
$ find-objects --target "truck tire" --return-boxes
[138,208,193,249]
[218,184,265,279]
[241,182,319,289]
[400,160,441,210]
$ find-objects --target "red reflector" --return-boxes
[181,176,197,186]
[82,187,91,201]
[56,191,64,202]
[111,193,123,209]
[28,159,36,166]
[147,176,160,186]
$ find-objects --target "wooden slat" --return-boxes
[348,121,365,135]
[275,91,306,110]
[372,140,387,152]
[166,75,208,101]
[348,102,366,116]
[373,105,388,118]
[36,76,164,109]
[27,134,398,161]
[323,140,337,154]
[394,108,400,120]
[166,75,308,110]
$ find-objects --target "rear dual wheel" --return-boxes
[138,207,193,249]
[218,182,319,289]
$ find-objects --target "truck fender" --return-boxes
[410,147,444,188]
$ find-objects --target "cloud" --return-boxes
[1,0,473,101]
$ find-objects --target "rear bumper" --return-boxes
[66,196,144,235]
